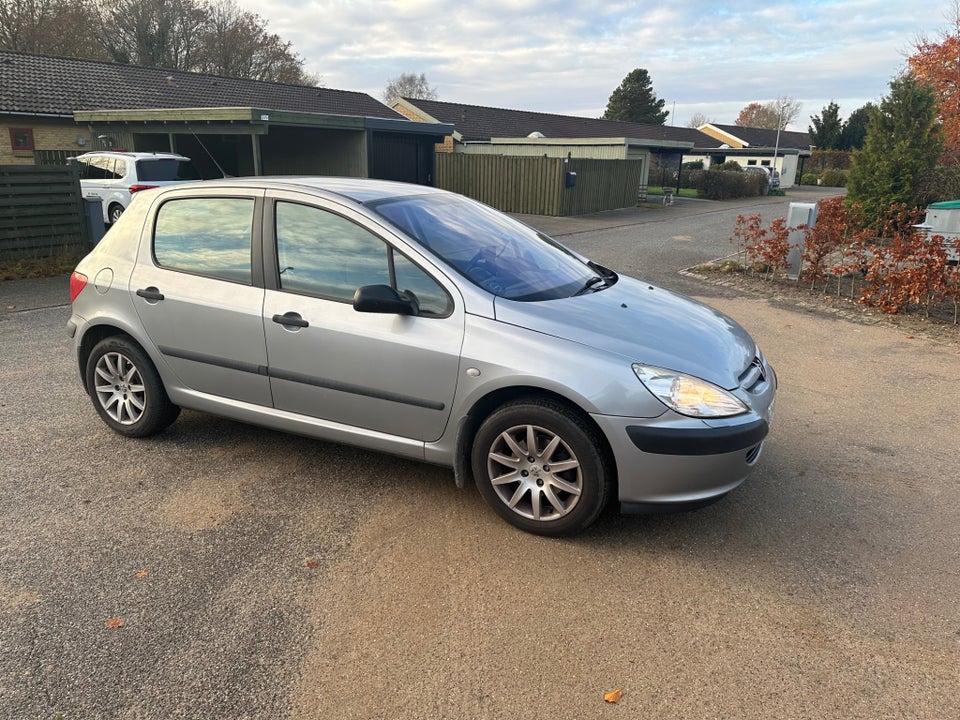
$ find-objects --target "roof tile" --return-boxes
[0,50,403,119]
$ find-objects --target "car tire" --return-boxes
[108,203,124,224]
[85,337,180,437]
[472,398,610,536]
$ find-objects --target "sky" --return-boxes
[245,0,953,130]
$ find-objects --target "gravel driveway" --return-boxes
[1,187,957,719]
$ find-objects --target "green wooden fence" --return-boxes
[436,155,644,216]
[0,165,88,261]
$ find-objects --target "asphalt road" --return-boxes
[1,187,958,719]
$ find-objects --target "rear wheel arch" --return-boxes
[78,325,138,386]
[107,202,125,224]
[84,334,179,437]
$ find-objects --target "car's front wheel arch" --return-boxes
[464,389,616,535]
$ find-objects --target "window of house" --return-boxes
[9,128,34,152]
[747,160,757,166]
[761,160,771,167]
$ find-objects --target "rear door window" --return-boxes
[153,197,254,283]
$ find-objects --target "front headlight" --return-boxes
[632,363,748,418]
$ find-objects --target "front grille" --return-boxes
[738,357,766,393]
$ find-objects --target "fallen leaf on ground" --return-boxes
[305,559,319,569]
[134,569,150,579]
[604,689,622,703]
[105,617,125,629]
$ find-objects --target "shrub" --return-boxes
[801,173,821,185]
[820,168,848,187]
[714,160,744,172]
[721,196,960,323]
[692,169,765,200]
[807,149,853,172]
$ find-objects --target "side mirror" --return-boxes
[353,285,418,315]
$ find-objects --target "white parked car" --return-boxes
[71,151,202,224]
[742,165,780,188]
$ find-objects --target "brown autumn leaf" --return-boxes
[105,617,125,629]
[305,559,319,570]
[134,569,150,579]
[604,689,622,703]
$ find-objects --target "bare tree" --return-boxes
[3,0,315,84]
[197,0,310,84]
[686,112,714,128]
[0,0,107,58]
[735,97,801,129]
[383,72,438,103]
[96,0,206,69]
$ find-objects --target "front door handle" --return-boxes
[272,312,309,328]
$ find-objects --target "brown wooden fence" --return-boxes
[0,165,87,261]
[436,155,644,216]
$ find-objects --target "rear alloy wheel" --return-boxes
[472,399,610,536]
[85,337,179,437]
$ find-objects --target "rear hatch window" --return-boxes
[136,159,201,181]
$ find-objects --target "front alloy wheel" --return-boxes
[472,399,610,536]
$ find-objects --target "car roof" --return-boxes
[191,176,449,204]
[76,151,191,161]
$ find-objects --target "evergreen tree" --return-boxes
[847,75,942,228]
[838,103,876,151]
[809,101,842,150]
[602,68,668,125]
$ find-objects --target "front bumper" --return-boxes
[592,412,769,509]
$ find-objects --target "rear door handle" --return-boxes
[272,312,309,328]
[136,287,164,301]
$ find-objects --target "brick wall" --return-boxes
[0,118,91,165]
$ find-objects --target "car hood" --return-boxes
[493,275,757,390]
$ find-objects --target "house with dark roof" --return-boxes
[690,123,813,189]
[0,51,452,183]
[392,97,698,191]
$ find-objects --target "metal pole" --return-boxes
[772,104,783,181]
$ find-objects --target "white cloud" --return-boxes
[245,0,946,125]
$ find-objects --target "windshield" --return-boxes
[369,194,604,301]
[136,159,201,181]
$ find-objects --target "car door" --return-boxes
[261,193,464,442]
[78,155,110,221]
[129,189,272,406]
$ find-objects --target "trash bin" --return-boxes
[84,198,106,246]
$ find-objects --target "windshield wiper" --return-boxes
[574,275,607,296]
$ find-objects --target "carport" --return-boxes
[73,108,453,184]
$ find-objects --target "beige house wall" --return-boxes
[0,117,92,164]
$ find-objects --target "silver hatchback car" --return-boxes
[68,177,776,535]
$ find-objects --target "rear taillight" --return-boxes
[128,184,158,194]
[70,271,88,302]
